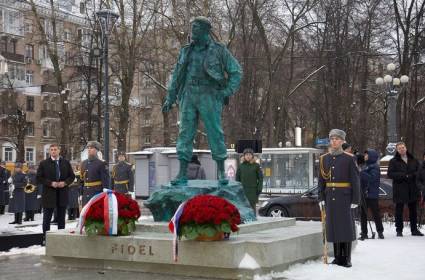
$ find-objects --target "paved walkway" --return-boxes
[0,255,228,280]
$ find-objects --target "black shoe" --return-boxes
[411,230,424,236]
[396,232,403,237]
[9,221,17,224]
[24,217,30,222]
[378,232,384,239]
[358,234,368,241]
[331,258,339,265]
[342,260,352,268]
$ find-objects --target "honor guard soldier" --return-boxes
[24,164,39,221]
[112,152,134,198]
[318,129,360,267]
[80,141,110,206]
[8,162,27,224]
[0,161,9,215]
[67,164,82,220]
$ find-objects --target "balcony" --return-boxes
[41,110,60,119]
[0,52,24,63]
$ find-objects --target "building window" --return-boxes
[25,44,34,59]
[145,136,151,144]
[26,122,34,136]
[26,70,34,85]
[3,146,14,162]
[42,123,50,137]
[112,149,118,163]
[24,20,33,33]
[26,96,34,111]
[25,147,35,163]
[80,2,86,14]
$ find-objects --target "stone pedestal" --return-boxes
[44,218,330,279]
[144,180,256,222]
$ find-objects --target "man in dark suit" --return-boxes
[36,144,75,242]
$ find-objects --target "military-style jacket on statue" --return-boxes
[112,161,134,193]
[318,152,360,243]
[166,40,242,104]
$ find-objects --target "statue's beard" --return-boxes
[192,33,209,44]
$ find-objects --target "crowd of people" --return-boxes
[0,141,135,245]
[319,129,425,268]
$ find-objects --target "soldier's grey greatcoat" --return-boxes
[319,152,360,242]
[67,172,81,209]
[25,171,40,211]
[112,161,134,194]
[80,157,110,206]
[0,166,9,206]
[8,172,27,213]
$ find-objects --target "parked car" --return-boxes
[258,179,394,220]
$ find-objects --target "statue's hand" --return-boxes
[162,100,173,112]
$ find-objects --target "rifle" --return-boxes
[320,207,328,264]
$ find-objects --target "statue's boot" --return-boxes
[170,160,189,186]
[217,160,228,185]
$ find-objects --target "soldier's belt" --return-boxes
[326,182,351,188]
[84,181,102,187]
[114,180,129,185]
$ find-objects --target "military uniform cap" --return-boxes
[192,16,212,28]
[86,141,102,151]
[329,129,346,140]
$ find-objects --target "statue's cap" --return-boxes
[192,16,212,29]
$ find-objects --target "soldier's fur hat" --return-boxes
[86,141,102,151]
[329,129,346,140]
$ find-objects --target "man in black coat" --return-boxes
[36,144,75,239]
[0,162,9,215]
[319,129,360,268]
[387,142,423,237]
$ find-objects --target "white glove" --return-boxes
[318,201,325,211]
[351,204,358,209]
[128,192,135,199]
[7,177,13,184]
[37,195,42,199]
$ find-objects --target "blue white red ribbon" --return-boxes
[168,201,187,262]
[78,189,118,235]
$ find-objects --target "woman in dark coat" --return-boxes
[387,142,423,236]
[236,148,263,212]
[8,163,27,224]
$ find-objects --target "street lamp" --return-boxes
[375,63,409,155]
[96,9,119,165]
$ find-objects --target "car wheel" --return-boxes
[267,205,288,217]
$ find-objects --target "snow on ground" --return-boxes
[0,245,45,257]
[254,222,425,280]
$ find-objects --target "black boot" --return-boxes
[341,242,352,268]
[331,243,340,265]
[9,213,18,224]
[170,160,189,186]
[24,211,30,222]
[216,160,228,185]
[0,205,5,215]
[358,233,368,241]
[17,212,23,224]
[30,211,35,221]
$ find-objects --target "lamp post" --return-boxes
[375,63,409,155]
[96,9,119,165]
